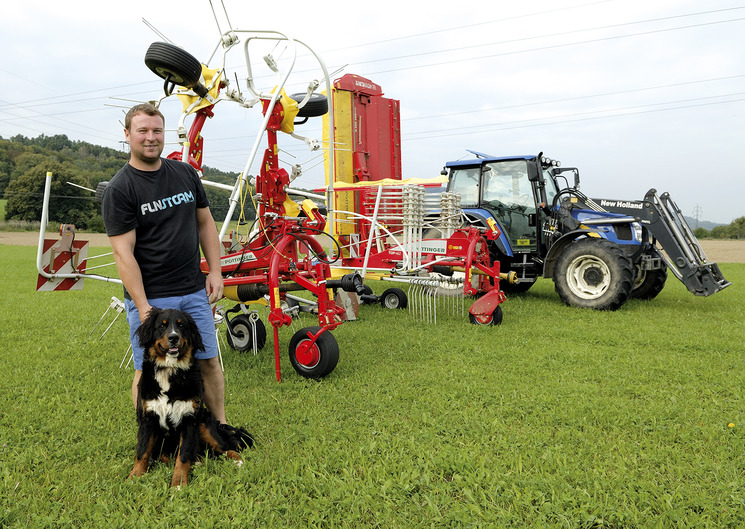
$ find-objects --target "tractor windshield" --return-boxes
[481,160,537,250]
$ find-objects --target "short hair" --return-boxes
[124,103,165,131]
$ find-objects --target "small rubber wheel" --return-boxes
[469,305,503,326]
[226,314,266,352]
[144,41,202,88]
[290,92,329,117]
[380,287,408,309]
[94,181,109,205]
[288,326,339,379]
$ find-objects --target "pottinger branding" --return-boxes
[599,199,644,210]
[355,80,378,91]
[221,253,256,267]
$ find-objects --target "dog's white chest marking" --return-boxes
[144,367,196,430]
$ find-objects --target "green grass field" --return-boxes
[1,244,744,528]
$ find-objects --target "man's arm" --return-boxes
[109,230,152,323]
[197,207,224,304]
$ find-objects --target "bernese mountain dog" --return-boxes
[128,308,253,487]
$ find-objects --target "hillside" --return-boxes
[1,134,742,237]
[0,134,248,230]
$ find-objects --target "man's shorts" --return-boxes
[124,289,218,370]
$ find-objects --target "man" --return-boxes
[102,103,227,423]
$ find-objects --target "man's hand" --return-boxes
[138,303,155,324]
[205,271,224,304]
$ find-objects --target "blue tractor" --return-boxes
[442,151,730,310]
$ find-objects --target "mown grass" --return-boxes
[1,243,744,528]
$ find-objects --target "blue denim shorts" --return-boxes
[125,289,218,370]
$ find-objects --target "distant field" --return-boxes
[1,243,744,527]
[4,230,745,264]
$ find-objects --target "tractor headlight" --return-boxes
[632,221,643,242]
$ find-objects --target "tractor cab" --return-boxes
[446,153,561,254]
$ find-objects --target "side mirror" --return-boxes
[527,163,540,182]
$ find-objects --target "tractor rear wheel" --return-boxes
[553,238,634,310]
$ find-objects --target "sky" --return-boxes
[1,0,743,225]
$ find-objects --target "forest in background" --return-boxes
[1,134,744,238]
[0,134,251,231]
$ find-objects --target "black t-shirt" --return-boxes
[101,158,210,299]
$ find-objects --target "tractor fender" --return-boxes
[461,209,513,257]
[543,229,601,279]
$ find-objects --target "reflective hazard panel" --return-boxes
[36,238,89,291]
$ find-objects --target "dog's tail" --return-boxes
[218,423,255,451]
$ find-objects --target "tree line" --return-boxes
[0,134,254,231]
[2,134,744,239]
[694,220,745,240]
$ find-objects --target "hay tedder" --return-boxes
[36,11,509,381]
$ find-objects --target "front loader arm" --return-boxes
[601,189,730,296]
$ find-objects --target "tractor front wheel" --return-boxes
[631,266,668,300]
[553,238,634,310]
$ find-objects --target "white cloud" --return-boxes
[0,0,743,223]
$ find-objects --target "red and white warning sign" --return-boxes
[36,236,89,292]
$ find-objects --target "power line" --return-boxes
[351,16,745,77]
[345,7,745,68]
[404,75,745,123]
[402,96,745,140]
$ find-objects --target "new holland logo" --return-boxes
[599,199,643,210]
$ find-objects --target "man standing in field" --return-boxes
[101,103,227,423]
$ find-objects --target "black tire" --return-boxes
[288,326,339,379]
[631,266,667,300]
[553,238,634,310]
[226,314,267,352]
[501,280,534,294]
[290,92,328,117]
[94,181,109,205]
[380,287,408,309]
[144,42,203,88]
[469,305,503,326]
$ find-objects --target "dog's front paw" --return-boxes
[171,471,189,487]
[218,423,255,450]
[128,459,149,480]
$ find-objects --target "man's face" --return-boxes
[126,112,165,166]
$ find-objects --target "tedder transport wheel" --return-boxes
[553,238,634,310]
[631,266,668,300]
[226,314,267,352]
[290,92,329,117]
[380,287,408,309]
[469,305,503,326]
[144,42,204,94]
[289,326,339,379]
